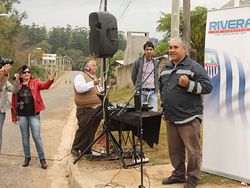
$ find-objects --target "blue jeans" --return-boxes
[141,90,158,112]
[18,115,45,159]
[0,112,6,152]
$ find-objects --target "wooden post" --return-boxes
[183,0,191,56]
[171,0,180,38]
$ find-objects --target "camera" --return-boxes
[0,56,14,69]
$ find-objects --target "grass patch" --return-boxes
[199,172,240,186]
[108,84,134,104]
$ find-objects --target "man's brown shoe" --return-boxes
[162,176,185,185]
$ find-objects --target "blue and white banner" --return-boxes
[202,6,250,183]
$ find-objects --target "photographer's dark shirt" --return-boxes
[17,84,36,116]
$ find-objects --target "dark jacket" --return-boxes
[131,54,160,91]
[159,56,213,125]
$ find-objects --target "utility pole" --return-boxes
[171,0,180,38]
[183,0,191,56]
[104,0,107,11]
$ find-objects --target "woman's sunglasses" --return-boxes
[22,70,31,74]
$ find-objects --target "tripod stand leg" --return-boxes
[73,128,128,169]
[107,131,128,168]
[73,130,105,164]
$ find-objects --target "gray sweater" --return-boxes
[0,76,8,90]
[0,80,20,113]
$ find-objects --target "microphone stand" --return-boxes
[118,58,163,188]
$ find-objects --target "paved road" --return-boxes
[0,71,79,188]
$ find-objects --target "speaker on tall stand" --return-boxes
[74,11,126,166]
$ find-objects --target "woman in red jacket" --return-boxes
[12,65,55,169]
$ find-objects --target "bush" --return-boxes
[30,64,46,81]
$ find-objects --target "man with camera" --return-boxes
[0,64,19,153]
[0,64,12,89]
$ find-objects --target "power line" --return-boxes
[115,0,128,18]
[117,0,135,25]
[117,0,132,22]
[99,0,103,11]
[98,0,135,25]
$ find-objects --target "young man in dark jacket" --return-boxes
[131,41,159,112]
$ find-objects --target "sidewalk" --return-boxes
[67,152,245,188]
[68,154,176,188]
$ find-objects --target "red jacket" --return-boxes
[11,78,53,122]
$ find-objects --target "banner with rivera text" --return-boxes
[202,6,250,183]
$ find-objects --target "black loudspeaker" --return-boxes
[89,11,118,58]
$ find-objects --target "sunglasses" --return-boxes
[22,70,31,74]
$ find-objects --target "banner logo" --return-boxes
[208,18,250,34]
[204,53,218,79]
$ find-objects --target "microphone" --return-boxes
[13,65,27,80]
[82,67,91,72]
[153,54,168,61]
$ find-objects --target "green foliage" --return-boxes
[20,24,47,46]
[73,59,85,71]
[0,0,27,57]
[156,7,208,64]
[190,6,208,65]
[156,10,184,40]
[66,49,84,70]
[48,25,72,53]
[36,40,50,53]
[118,30,126,51]
[108,50,124,82]
[154,39,169,56]
[68,26,90,56]
[56,47,66,56]
[31,48,45,64]
[138,51,143,57]
[30,63,46,81]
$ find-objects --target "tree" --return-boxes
[20,24,47,46]
[0,0,27,57]
[118,30,126,51]
[108,50,124,83]
[0,0,27,79]
[56,47,66,57]
[48,25,72,53]
[65,49,84,70]
[154,38,169,56]
[36,40,51,53]
[190,6,207,64]
[30,63,46,81]
[68,26,90,56]
[156,6,208,64]
[31,48,45,65]
[156,11,183,41]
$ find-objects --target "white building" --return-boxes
[42,54,57,66]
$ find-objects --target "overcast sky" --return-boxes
[14,0,230,40]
